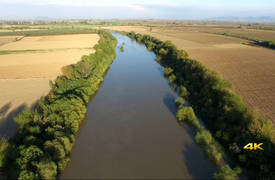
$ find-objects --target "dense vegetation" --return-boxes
[0,31,117,179]
[127,32,275,179]
[173,79,241,178]
[256,40,275,50]
[120,45,124,52]
[0,28,99,37]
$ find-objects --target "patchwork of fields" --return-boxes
[105,26,275,124]
[0,34,99,137]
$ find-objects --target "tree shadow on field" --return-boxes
[0,103,26,139]
[0,99,41,140]
[0,103,11,117]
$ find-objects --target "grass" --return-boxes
[0,48,93,55]
[0,28,98,37]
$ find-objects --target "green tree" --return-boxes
[0,138,9,168]
[214,165,242,180]
[195,129,213,146]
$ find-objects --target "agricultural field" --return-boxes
[0,33,99,138]
[0,36,23,46]
[105,25,275,124]
[200,27,275,41]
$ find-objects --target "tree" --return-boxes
[36,159,57,179]
[195,129,213,146]
[179,86,188,98]
[0,138,9,168]
[164,67,173,77]
[16,145,44,170]
[214,165,242,180]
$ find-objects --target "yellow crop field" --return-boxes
[0,34,99,137]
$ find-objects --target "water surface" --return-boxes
[62,33,216,179]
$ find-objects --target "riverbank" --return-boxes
[126,31,275,179]
[61,32,216,179]
[0,31,117,179]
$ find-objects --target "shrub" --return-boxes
[176,106,199,129]
[206,144,222,166]
[168,74,176,84]
[120,46,124,52]
[36,160,57,179]
[164,67,173,77]
[214,165,242,180]
[175,97,185,108]
[0,138,9,168]
[195,129,213,146]
[61,65,74,79]
[179,86,188,98]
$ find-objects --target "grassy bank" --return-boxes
[0,31,117,179]
[126,32,275,179]
[0,28,99,37]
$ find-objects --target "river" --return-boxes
[61,33,216,179]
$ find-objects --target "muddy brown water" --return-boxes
[61,33,216,179]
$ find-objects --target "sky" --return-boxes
[0,0,275,20]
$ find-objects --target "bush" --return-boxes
[206,144,222,166]
[0,138,9,168]
[168,74,176,84]
[258,40,275,49]
[36,160,57,179]
[164,67,173,77]
[120,46,124,52]
[195,129,213,146]
[179,86,188,98]
[214,165,242,180]
[176,106,199,129]
[175,97,185,108]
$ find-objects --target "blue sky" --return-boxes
[0,0,275,20]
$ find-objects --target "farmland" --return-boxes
[0,33,99,138]
[105,25,275,124]
[0,21,274,179]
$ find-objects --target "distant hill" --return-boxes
[35,16,56,21]
[205,16,275,23]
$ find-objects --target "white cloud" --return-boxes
[0,0,117,7]
[128,4,146,11]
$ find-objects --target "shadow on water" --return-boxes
[182,139,215,179]
[163,92,177,116]
[163,92,217,179]
[156,65,164,77]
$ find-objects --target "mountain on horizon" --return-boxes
[205,16,275,23]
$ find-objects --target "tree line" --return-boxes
[0,31,117,179]
[256,40,275,50]
[126,31,275,179]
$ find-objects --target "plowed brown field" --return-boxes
[105,26,275,124]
